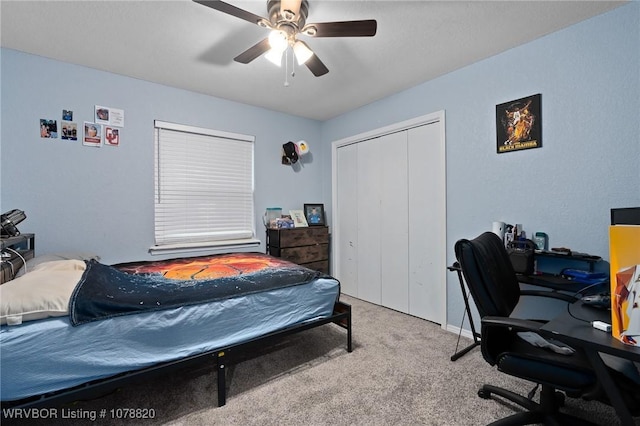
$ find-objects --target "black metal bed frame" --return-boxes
[1,301,352,410]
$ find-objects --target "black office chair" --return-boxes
[455,232,602,425]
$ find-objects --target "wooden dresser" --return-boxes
[267,227,329,274]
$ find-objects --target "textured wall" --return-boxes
[0,50,323,264]
[321,3,640,328]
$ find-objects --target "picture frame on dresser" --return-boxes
[304,204,325,226]
[289,210,309,228]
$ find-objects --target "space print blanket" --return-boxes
[69,252,321,326]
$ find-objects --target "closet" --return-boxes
[332,112,446,325]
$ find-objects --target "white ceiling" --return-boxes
[0,0,625,121]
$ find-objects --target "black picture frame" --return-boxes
[303,204,325,226]
[496,93,542,154]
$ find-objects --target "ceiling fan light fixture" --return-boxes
[293,40,313,65]
[265,48,284,66]
[194,0,377,77]
[268,30,289,53]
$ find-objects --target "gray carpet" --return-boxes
[7,295,635,425]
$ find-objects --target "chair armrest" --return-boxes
[480,316,549,365]
[481,316,544,333]
[520,289,579,303]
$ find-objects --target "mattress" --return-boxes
[0,276,339,401]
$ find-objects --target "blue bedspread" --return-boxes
[69,253,321,326]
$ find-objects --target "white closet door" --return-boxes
[356,137,383,304]
[333,111,446,326]
[380,131,409,313]
[408,123,446,324]
[336,143,359,296]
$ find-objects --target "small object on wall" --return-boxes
[83,122,102,147]
[95,105,125,127]
[304,203,325,226]
[282,140,311,166]
[281,141,299,165]
[62,110,73,121]
[290,210,309,227]
[295,140,310,156]
[40,119,58,139]
[496,93,542,154]
[61,122,78,141]
[104,126,121,147]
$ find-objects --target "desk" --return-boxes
[540,301,640,426]
[446,260,602,362]
[519,249,608,294]
[534,249,602,272]
[447,262,481,361]
[517,273,607,294]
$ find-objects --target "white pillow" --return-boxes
[0,259,86,326]
[21,252,99,274]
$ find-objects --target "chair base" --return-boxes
[480,383,598,426]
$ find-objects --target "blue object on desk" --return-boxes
[561,268,609,285]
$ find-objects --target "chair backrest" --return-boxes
[454,232,521,318]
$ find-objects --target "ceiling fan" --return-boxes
[193,0,377,77]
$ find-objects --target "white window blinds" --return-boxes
[153,121,255,249]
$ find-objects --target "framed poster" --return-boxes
[496,94,542,154]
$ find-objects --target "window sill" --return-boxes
[149,238,261,256]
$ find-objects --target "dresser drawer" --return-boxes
[271,243,328,264]
[268,227,329,248]
[267,226,330,274]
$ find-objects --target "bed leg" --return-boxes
[334,302,353,353]
[347,310,353,353]
[216,351,226,407]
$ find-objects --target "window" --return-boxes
[152,120,258,254]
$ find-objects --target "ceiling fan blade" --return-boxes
[193,0,266,26]
[234,38,271,64]
[303,20,377,37]
[305,54,329,77]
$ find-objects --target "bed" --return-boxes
[0,252,352,409]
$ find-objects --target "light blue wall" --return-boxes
[1,3,638,331]
[0,49,323,264]
[320,3,640,326]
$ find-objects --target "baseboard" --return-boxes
[445,323,475,340]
